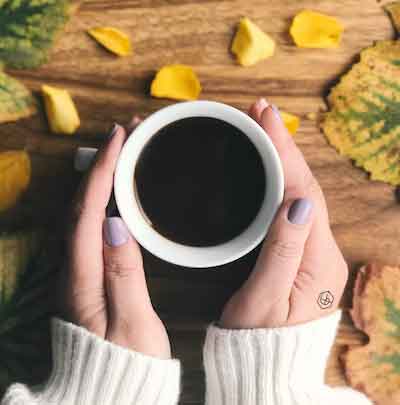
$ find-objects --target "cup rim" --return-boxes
[114,100,284,268]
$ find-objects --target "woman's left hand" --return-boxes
[62,119,171,359]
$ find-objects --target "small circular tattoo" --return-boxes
[317,291,334,309]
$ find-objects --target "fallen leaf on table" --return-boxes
[281,111,300,135]
[290,10,344,48]
[0,151,31,213]
[88,27,132,56]
[0,0,75,69]
[42,85,80,135]
[385,1,400,34]
[345,264,400,405]
[151,64,201,101]
[322,40,400,186]
[231,17,275,66]
[0,70,36,123]
[0,231,58,396]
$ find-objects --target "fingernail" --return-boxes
[103,217,130,247]
[256,98,269,111]
[271,104,282,122]
[109,123,120,138]
[288,198,313,225]
[74,147,98,172]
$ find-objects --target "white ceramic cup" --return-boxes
[114,101,284,268]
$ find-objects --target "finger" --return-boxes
[69,124,126,297]
[126,115,142,133]
[240,198,314,305]
[103,217,152,323]
[248,98,268,122]
[260,106,314,197]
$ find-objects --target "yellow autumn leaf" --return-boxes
[150,64,201,101]
[231,17,275,66]
[290,10,344,48]
[88,27,132,56]
[0,151,31,212]
[42,85,80,135]
[281,111,300,135]
[345,264,400,404]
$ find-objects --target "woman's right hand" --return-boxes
[221,99,348,329]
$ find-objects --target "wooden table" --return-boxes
[1,1,399,403]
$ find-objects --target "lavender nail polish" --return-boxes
[74,147,98,172]
[103,217,130,247]
[256,98,269,110]
[288,199,313,225]
[271,104,282,122]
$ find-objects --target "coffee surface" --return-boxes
[135,117,266,247]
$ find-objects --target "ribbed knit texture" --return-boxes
[2,318,180,405]
[203,310,371,405]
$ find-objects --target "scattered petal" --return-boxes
[231,17,275,66]
[42,85,80,135]
[290,10,344,48]
[0,151,31,212]
[281,111,300,135]
[385,1,400,34]
[88,27,132,56]
[150,64,201,101]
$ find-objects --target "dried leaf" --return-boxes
[322,40,400,185]
[42,85,80,135]
[345,264,400,405]
[0,70,36,123]
[281,111,300,135]
[0,0,73,69]
[0,151,31,213]
[231,17,275,66]
[150,64,201,101]
[290,10,344,48]
[385,2,400,34]
[87,27,132,56]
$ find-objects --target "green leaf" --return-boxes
[0,0,71,69]
[0,69,36,122]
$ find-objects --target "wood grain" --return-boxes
[1,1,399,403]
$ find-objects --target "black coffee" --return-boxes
[134,117,266,247]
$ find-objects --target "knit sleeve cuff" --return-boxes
[203,311,342,404]
[3,318,180,405]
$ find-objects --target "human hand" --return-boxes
[63,118,171,359]
[220,99,348,329]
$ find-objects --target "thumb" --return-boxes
[102,217,152,322]
[242,198,314,304]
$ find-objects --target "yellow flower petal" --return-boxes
[42,85,80,135]
[150,64,201,101]
[231,17,275,66]
[0,151,31,212]
[290,10,344,48]
[88,27,132,56]
[281,111,300,135]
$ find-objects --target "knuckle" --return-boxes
[269,238,302,260]
[105,257,136,279]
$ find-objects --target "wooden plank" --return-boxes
[0,1,398,403]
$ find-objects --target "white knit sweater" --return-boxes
[1,311,371,405]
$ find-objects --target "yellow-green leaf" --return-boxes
[322,40,400,185]
[345,264,400,404]
[0,70,36,123]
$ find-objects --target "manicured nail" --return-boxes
[271,104,282,122]
[74,147,98,172]
[103,217,130,247]
[109,123,120,138]
[256,98,269,111]
[288,198,313,225]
